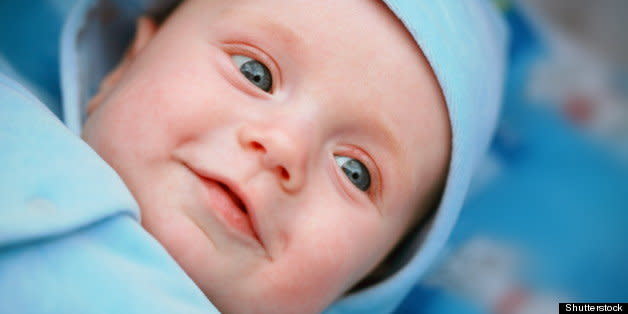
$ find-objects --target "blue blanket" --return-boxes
[0,73,219,314]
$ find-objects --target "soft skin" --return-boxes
[82,0,451,312]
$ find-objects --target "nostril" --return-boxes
[251,141,266,152]
[279,167,290,180]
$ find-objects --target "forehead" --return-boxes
[186,0,435,96]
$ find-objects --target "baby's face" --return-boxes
[83,0,450,312]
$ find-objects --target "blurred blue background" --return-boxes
[1,1,626,313]
[397,2,628,313]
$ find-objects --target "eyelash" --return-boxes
[334,146,380,199]
[221,43,280,96]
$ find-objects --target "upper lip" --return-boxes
[182,161,266,250]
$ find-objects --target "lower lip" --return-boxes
[198,177,258,241]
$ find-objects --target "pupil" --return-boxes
[340,159,370,191]
[240,60,272,92]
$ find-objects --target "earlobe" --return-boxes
[86,16,159,115]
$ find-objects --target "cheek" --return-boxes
[252,248,353,312]
[255,203,383,310]
[83,27,244,165]
[83,95,166,169]
[85,65,232,165]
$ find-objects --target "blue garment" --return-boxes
[0,0,74,118]
[0,72,219,313]
[396,7,628,313]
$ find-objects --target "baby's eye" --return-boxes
[231,55,273,93]
[334,156,371,192]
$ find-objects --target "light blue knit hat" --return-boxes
[61,0,508,313]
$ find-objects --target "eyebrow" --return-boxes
[216,7,303,51]
[351,106,405,201]
[375,115,404,169]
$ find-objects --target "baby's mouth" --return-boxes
[191,171,263,248]
[173,155,267,253]
[216,181,248,215]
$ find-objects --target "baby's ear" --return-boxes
[128,16,159,58]
[86,17,158,115]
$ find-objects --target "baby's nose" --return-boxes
[238,122,310,193]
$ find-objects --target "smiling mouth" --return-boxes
[217,181,247,214]
[196,174,263,246]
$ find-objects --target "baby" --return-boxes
[82,0,451,312]
[64,0,505,313]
